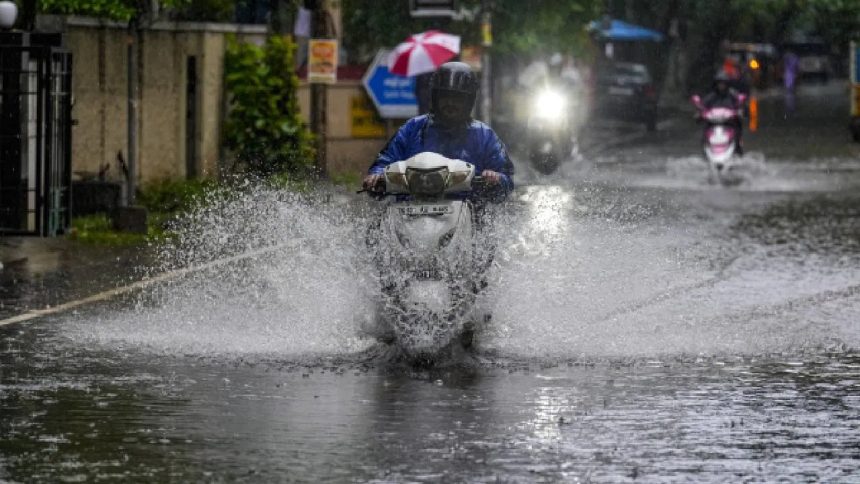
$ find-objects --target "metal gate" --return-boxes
[0,32,72,236]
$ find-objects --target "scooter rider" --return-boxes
[701,70,745,154]
[362,62,514,200]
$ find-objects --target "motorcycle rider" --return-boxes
[362,63,512,347]
[362,62,514,200]
[701,70,745,155]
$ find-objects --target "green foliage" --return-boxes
[266,171,314,193]
[38,0,189,22]
[69,179,221,246]
[342,0,602,61]
[171,0,235,22]
[37,0,248,23]
[491,0,602,57]
[698,0,860,46]
[70,214,160,246]
[224,35,315,177]
[802,0,860,46]
[137,178,219,215]
[341,0,432,61]
[329,171,361,188]
[39,0,135,21]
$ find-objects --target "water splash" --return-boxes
[66,185,378,357]
[63,179,860,362]
[661,153,860,193]
[477,182,860,359]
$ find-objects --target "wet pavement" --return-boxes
[0,238,152,321]
[1,81,860,482]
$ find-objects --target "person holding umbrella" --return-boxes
[362,61,515,200]
[387,30,459,116]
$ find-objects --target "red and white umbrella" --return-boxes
[388,30,461,77]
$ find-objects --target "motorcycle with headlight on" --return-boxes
[360,152,492,363]
[526,87,575,174]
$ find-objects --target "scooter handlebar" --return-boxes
[357,175,488,197]
[356,176,387,198]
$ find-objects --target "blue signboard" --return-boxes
[362,50,418,119]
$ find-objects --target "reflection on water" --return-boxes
[734,195,860,257]
[0,239,148,320]
[2,330,859,481]
[2,167,860,480]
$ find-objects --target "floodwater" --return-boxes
[2,84,860,482]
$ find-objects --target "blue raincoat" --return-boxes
[368,115,515,197]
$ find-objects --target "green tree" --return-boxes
[341,0,602,62]
[341,0,451,62]
[35,0,243,22]
[37,0,188,22]
[679,0,860,90]
[803,0,860,47]
[491,0,602,57]
[223,35,315,177]
[170,0,235,22]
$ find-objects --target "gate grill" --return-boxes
[0,33,72,236]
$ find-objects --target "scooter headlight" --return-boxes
[386,171,408,191]
[406,167,449,197]
[534,90,566,120]
[447,170,471,187]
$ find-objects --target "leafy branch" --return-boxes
[223,35,315,177]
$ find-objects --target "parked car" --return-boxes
[783,41,832,83]
[592,61,658,131]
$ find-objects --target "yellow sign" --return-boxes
[351,94,386,138]
[481,21,492,47]
[308,39,338,84]
[460,45,482,71]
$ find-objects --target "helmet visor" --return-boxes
[434,69,476,92]
[433,89,473,124]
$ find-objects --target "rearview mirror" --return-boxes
[690,95,703,109]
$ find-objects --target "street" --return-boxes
[1,82,859,482]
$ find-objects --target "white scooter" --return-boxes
[362,152,492,363]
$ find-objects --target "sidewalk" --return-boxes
[0,237,151,320]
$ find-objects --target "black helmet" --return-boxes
[713,70,731,92]
[713,70,732,84]
[430,62,478,127]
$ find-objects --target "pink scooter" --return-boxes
[691,94,746,183]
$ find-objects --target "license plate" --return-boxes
[413,269,441,279]
[396,204,452,216]
[609,86,634,96]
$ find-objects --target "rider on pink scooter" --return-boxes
[700,70,745,155]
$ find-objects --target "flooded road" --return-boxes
[2,83,859,482]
